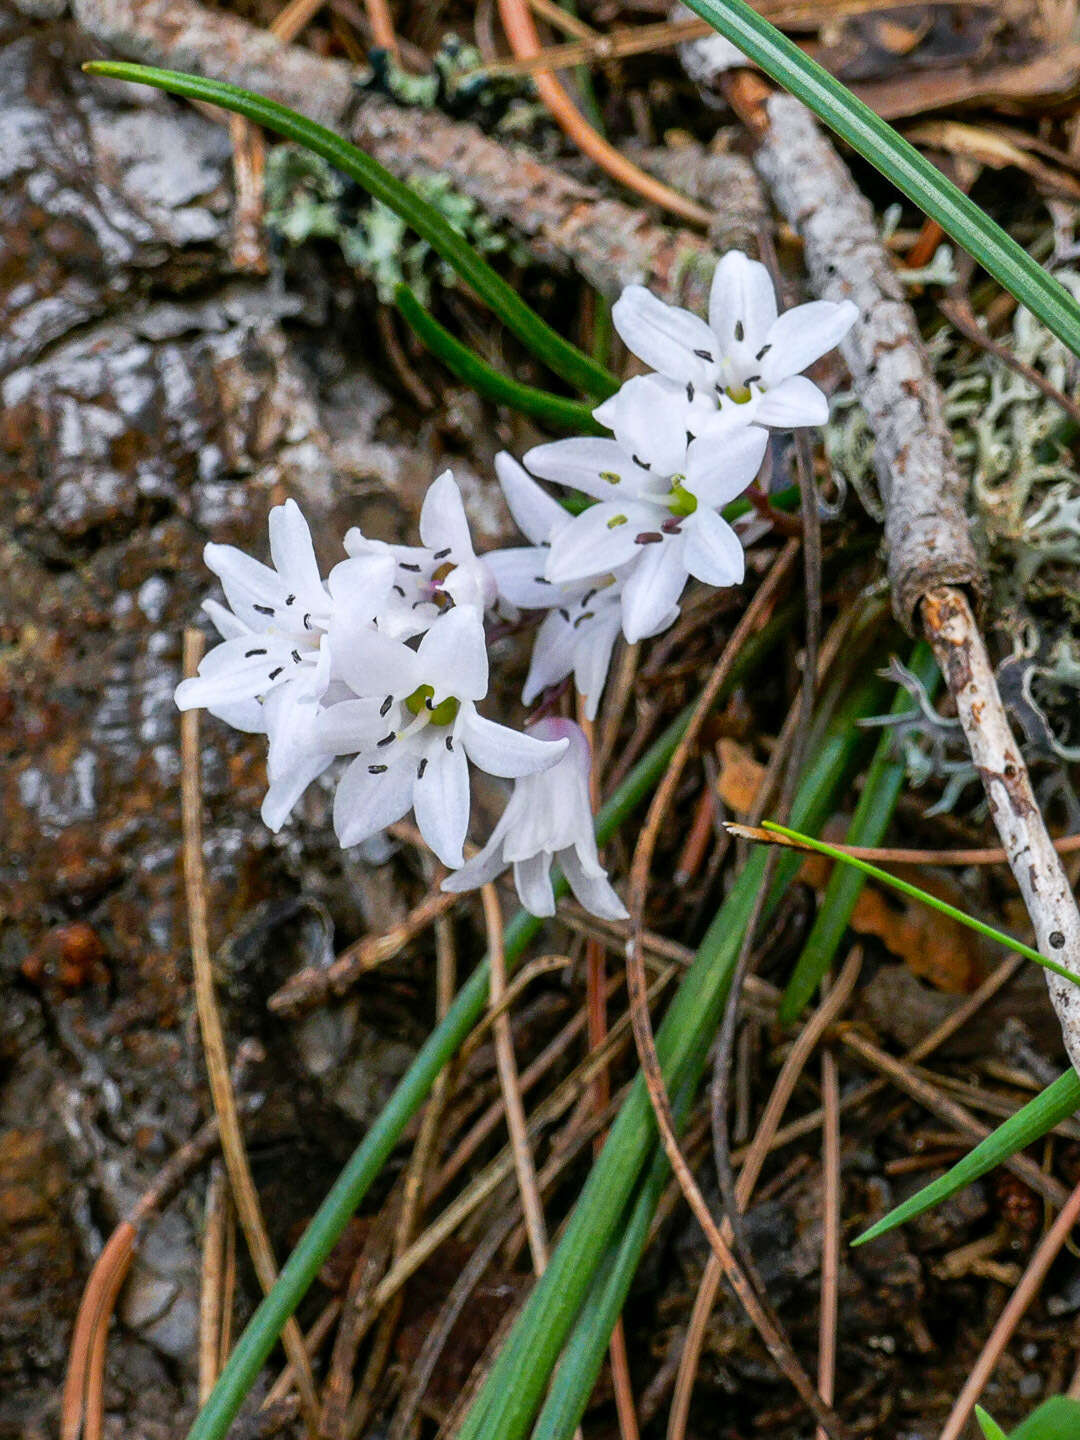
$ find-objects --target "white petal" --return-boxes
[760,299,857,386]
[414,737,470,867]
[268,499,322,599]
[207,697,266,733]
[329,620,423,700]
[334,754,415,848]
[708,251,777,353]
[619,539,688,644]
[524,436,655,502]
[495,452,569,545]
[686,423,768,509]
[417,606,489,701]
[202,597,250,641]
[313,697,395,755]
[607,375,693,478]
[572,608,622,722]
[419,470,474,557]
[561,847,628,921]
[611,285,718,385]
[261,753,332,832]
[204,542,283,619]
[544,502,656,586]
[752,375,829,428]
[683,508,745,588]
[328,553,395,616]
[513,853,556,917]
[441,838,508,894]
[174,637,292,710]
[461,712,568,778]
[486,547,561,609]
[522,610,574,705]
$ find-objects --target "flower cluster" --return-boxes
[175,256,855,919]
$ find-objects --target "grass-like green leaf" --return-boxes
[780,642,939,1022]
[855,1068,1080,1247]
[683,0,1080,359]
[761,823,1080,988]
[977,1408,1010,1440]
[1007,1397,1080,1439]
[394,284,604,432]
[82,62,619,400]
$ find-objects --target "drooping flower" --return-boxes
[342,470,496,637]
[443,718,626,920]
[609,250,857,434]
[525,399,768,642]
[318,606,568,867]
[485,453,633,721]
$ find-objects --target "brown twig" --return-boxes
[938,296,1080,429]
[816,1042,842,1440]
[199,1160,231,1404]
[939,1178,1080,1440]
[180,628,320,1432]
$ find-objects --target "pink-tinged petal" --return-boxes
[261,753,332,832]
[683,507,745,588]
[611,285,717,384]
[417,606,489,701]
[486,546,561,610]
[513,853,556,917]
[760,299,857,386]
[619,539,687,644]
[524,436,654,502]
[334,753,414,848]
[329,620,422,700]
[268,499,322,599]
[752,375,830,428]
[607,375,693,478]
[522,610,573,706]
[414,737,470,867]
[495,452,568,545]
[419,470,473,557]
[544,502,655,586]
[686,423,768,509]
[560,847,628,921]
[708,251,777,353]
[461,711,568,778]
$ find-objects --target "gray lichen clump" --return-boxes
[830,266,1080,810]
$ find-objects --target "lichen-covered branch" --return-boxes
[72,0,717,308]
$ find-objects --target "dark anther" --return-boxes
[734,321,744,342]
[534,576,552,585]
[254,604,275,616]
[686,382,695,402]
[303,613,313,629]
[582,588,597,607]
[632,454,652,471]
[380,695,393,716]
[393,585,405,597]
[290,649,301,664]
[244,648,268,658]
[756,343,772,361]
[693,348,714,362]
[661,518,682,534]
[445,735,454,751]
[635,531,663,545]
[285,594,296,606]
[399,562,422,573]
[268,667,284,680]
[368,764,388,774]
[433,547,452,560]
[377,733,396,747]
[559,608,571,623]
[743,374,760,387]
[686,430,695,446]
[417,757,428,779]
[573,611,595,628]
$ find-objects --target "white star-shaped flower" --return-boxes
[609,250,856,434]
[443,718,626,920]
[525,396,768,642]
[317,606,568,867]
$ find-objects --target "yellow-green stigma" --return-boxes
[725,384,753,404]
[668,481,697,517]
[405,684,459,726]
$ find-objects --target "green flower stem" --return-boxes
[779,642,940,1022]
[855,1069,1080,1247]
[183,608,794,1440]
[682,0,1080,359]
[762,823,1080,988]
[394,284,604,433]
[455,672,888,1440]
[81,63,619,399]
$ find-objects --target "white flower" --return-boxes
[485,453,628,721]
[609,250,856,433]
[525,401,768,642]
[443,718,627,920]
[318,606,568,867]
[342,470,497,637]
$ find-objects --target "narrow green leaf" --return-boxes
[976,1408,1009,1440]
[82,62,619,399]
[683,0,1080,359]
[854,1069,1080,1247]
[762,823,1080,988]
[1009,1397,1080,1439]
[780,642,939,1022]
[394,284,604,433]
